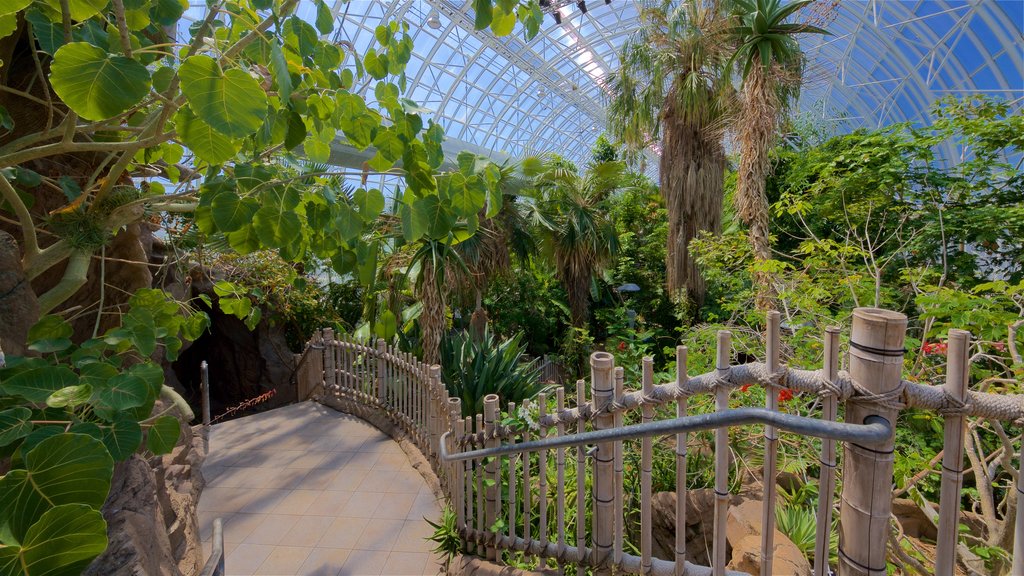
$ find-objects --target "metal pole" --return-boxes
[200,360,210,427]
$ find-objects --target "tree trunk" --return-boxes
[660,101,726,313]
[735,63,779,312]
[419,258,446,366]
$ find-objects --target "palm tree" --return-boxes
[727,0,827,310]
[531,159,622,328]
[607,0,733,312]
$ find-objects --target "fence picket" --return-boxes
[675,345,688,576]
[591,352,616,575]
[761,312,781,576]
[935,329,971,576]
[813,327,840,576]
[641,357,654,576]
[712,330,731,576]
[614,366,625,566]
[538,392,549,544]
[576,378,587,568]
[556,388,567,547]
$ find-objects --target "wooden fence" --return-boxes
[302,308,1024,576]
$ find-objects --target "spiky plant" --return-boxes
[727,0,828,310]
[607,0,734,311]
[439,328,544,417]
[532,158,622,328]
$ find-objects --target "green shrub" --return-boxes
[440,329,544,417]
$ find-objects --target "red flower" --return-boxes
[921,342,948,355]
[777,388,794,403]
[617,341,627,351]
[740,384,752,393]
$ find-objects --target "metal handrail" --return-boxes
[440,407,892,462]
[198,518,225,576]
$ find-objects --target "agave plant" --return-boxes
[440,328,544,416]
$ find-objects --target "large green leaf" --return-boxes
[0,408,32,448]
[0,0,31,16]
[101,415,143,461]
[26,316,73,354]
[211,192,259,232]
[253,206,302,249]
[0,434,113,544]
[0,366,78,403]
[354,188,385,223]
[146,416,180,455]
[97,373,149,410]
[49,43,151,121]
[41,0,107,21]
[413,195,454,239]
[178,55,268,138]
[45,385,92,409]
[0,504,108,576]
[174,107,240,164]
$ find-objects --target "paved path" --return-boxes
[199,401,444,575]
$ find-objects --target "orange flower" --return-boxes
[777,388,794,402]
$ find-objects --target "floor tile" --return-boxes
[339,492,385,518]
[240,489,293,514]
[272,490,321,515]
[278,515,336,547]
[243,514,301,545]
[225,543,274,575]
[299,547,350,576]
[223,513,266,543]
[382,552,429,575]
[372,493,416,520]
[306,490,354,516]
[254,546,312,575]
[339,549,390,575]
[392,520,436,552]
[316,517,364,548]
[355,518,405,551]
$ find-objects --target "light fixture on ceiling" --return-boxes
[577,1,587,14]
[538,87,547,98]
[605,0,611,4]
[553,11,561,24]
[426,9,441,29]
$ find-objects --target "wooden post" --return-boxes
[483,394,499,561]
[591,351,615,575]
[451,399,465,531]
[430,365,442,461]
[641,356,655,576]
[476,413,485,550]
[323,328,336,395]
[935,329,970,576]
[813,327,841,576]
[200,360,211,426]
[556,388,567,546]
[712,330,731,576]
[508,402,517,544]
[761,311,781,576]
[675,345,688,576]
[376,339,387,405]
[576,378,587,568]
[538,392,549,543]
[614,367,625,565]
[839,308,907,576]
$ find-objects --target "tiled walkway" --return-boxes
[199,401,444,576]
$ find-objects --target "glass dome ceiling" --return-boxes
[184,0,1024,173]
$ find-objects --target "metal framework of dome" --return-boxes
[183,0,1024,181]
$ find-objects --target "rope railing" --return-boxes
[301,307,1024,576]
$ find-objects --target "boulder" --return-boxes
[726,500,811,576]
[0,230,38,357]
[84,405,207,575]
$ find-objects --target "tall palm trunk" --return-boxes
[419,258,447,365]
[735,61,779,311]
[661,100,726,311]
[564,268,591,328]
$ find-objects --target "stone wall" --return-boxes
[84,406,208,576]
